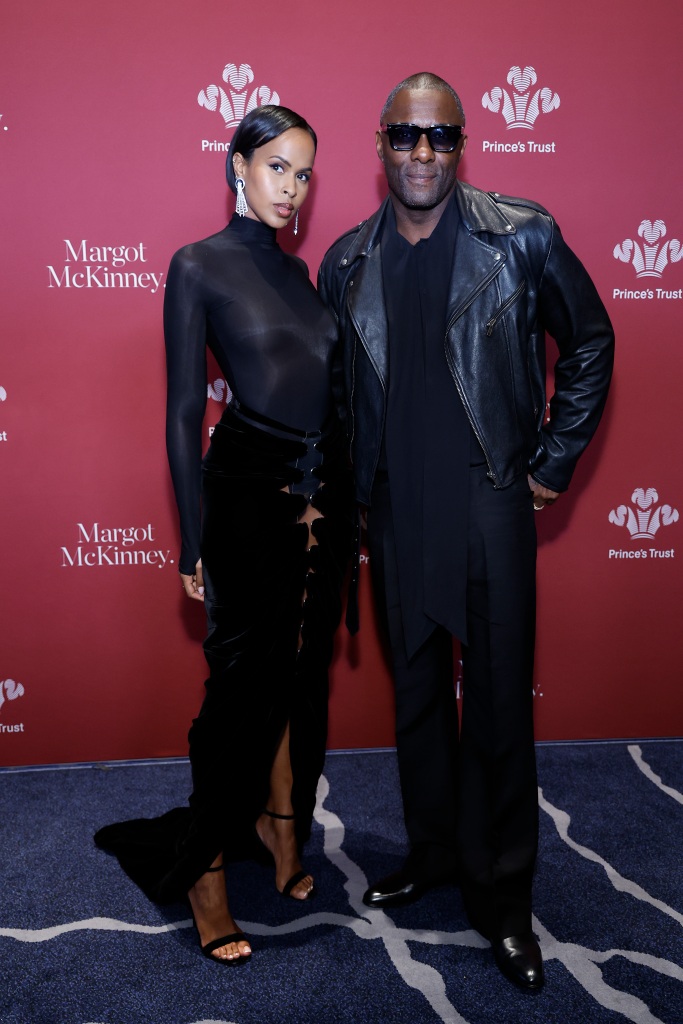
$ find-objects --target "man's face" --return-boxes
[376,88,467,211]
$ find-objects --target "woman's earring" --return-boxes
[235,178,248,217]
[293,210,299,236]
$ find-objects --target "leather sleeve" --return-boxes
[529,221,615,492]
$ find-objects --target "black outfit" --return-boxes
[319,184,614,940]
[380,196,471,657]
[319,185,614,505]
[96,216,352,902]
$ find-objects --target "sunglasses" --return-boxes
[380,123,464,153]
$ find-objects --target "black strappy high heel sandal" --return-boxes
[259,809,316,900]
[191,862,252,966]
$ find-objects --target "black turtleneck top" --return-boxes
[164,215,338,575]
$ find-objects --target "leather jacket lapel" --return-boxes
[445,228,506,330]
[342,199,390,388]
[346,245,389,387]
[342,189,508,388]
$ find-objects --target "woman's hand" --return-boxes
[180,559,205,601]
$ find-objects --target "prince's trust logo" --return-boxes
[608,487,678,560]
[0,678,25,735]
[207,379,231,438]
[613,220,683,300]
[207,378,231,404]
[481,66,559,156]
[199,62,280,154]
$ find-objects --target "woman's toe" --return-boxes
[293,874,314,899]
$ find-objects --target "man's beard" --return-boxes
[388,169,456,211]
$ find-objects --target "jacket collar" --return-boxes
[336,197,390,267]
[336,181,516,268]
[456,180,517,235]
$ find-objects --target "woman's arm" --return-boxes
[164,247,208,586]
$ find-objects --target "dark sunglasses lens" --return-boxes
[429,126,461,151]
[388,125,421,150]
[386,125,462,151]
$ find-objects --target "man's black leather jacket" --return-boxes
[318,182,614,506]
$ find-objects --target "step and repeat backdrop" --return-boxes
[1,0,681,765]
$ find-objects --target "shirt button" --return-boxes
[493,253,501,261]
[341,258,348,265]
[506,225,514,231]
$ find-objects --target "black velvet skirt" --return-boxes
[95,402,353,903]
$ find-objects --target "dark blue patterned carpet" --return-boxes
[1,740,681,1024]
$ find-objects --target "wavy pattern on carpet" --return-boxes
[0,742,681,1024]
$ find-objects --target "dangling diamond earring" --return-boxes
[293,210,299,236]
[235,177,248,217]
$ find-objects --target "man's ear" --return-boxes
[375,131,385,164]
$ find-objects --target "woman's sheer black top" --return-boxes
[164,216,338,575]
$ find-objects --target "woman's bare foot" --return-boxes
[255,811,314,899]
[188,857,252,962]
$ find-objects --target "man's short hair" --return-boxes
[380,72,466,125]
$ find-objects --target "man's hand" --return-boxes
[527,475,560,511]
[180,558,205,601]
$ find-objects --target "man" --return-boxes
[319,73,614,991]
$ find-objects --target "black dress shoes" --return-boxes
[362,849,457,909]
[492,934,544,991]
[363,864,433,908]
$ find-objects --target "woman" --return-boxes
[95,106,353,966]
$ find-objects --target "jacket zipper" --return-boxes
[485,279,526,337]
[445,258,505,334]
[444,256,505,484]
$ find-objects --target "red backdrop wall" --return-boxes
[1,0,681,766]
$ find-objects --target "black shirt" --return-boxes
[381,196,471,657]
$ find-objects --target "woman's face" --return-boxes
[233,128,316,231]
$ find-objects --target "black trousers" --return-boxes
[367,466,539,940]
